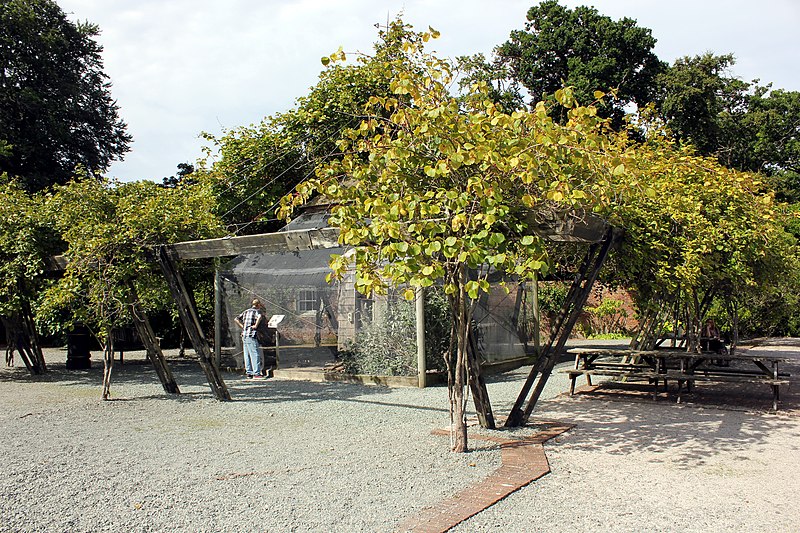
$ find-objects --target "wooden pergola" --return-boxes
[157,213,617,429]
[48,213,617,425]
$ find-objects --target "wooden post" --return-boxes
[12,332,37,374]
[506,242,596,425]
[416,287,426,388]
[274,328,280,368]
[467,330,495,429]
[532,273,541,355]
[157,245,231,401]
[214,261,222,368]
[20,303,46,374]
[314,291,323,347]
[5,313,43,375]
[129,296,180,394]
[101,333,113,400]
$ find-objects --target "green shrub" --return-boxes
[587,332,629,340]
[339,287,450,376]
[585,298,630,337]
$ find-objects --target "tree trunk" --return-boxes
[102,334,113,400]
[725,297,740,354]
[447,265,470,453]
[450,302,469,453]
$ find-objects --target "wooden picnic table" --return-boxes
[562,347,791,410]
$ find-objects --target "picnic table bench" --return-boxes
[562,347,791,410]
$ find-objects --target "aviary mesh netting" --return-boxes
[218,213,534,374]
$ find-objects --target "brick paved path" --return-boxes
[395,421,572,533]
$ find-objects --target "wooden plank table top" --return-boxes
[565,347,792,363]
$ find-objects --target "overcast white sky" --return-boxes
[57,0,800,182]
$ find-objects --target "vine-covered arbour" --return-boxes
[279,21,795,451]
[0,19,794,456]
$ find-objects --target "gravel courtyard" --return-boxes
[1,340,798,532]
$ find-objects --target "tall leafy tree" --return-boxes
[723,87,800,202]
[658,54,800,193]
[496,0,665,125]
[657,53,747,158]
[455,53,526,112]
[0,0,131,191]
[281,25,633,452]
[162,163,196,189]
[197,122,304,233]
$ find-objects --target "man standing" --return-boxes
[235,299,264,379]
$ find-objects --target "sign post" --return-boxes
[268,315,285,368]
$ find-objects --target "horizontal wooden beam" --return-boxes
[527,209,609,243]
[46,209,609,268]
[45,255,68,271]
[168,227,343,260]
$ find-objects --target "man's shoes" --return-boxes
[251,374,265,379]
[243,374,253,380]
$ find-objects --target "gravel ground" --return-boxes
[1,340,798,532]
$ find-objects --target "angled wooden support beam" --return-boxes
[16,307,46,375]
[467,334,495,429]
[13,339,37,375]
[129,293,180,394]
[505,228,619,427]
[504,238,600,427]
[157,245,231,401]
[46,227,342,268]
[18,296,47,374]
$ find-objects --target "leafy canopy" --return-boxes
[0,175,60,317]
[604,125,796,329]
[280,28,632,302]
[38,177,224,338]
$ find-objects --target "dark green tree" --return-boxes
[658,53,800,201]
[162,163,196,188]
[496,0,665,125]
[726,88,800,202]
[740,88,800,175]
[657,53,746,157]
[455,53,526,112]
[0,0,131,191]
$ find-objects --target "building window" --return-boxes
[297,289,317,312]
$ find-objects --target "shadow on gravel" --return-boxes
[0,357,398,406]
[534,392,800,469]
[528,339,800,466]
[333,397,450,414]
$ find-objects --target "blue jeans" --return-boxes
[242,336,261,376]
